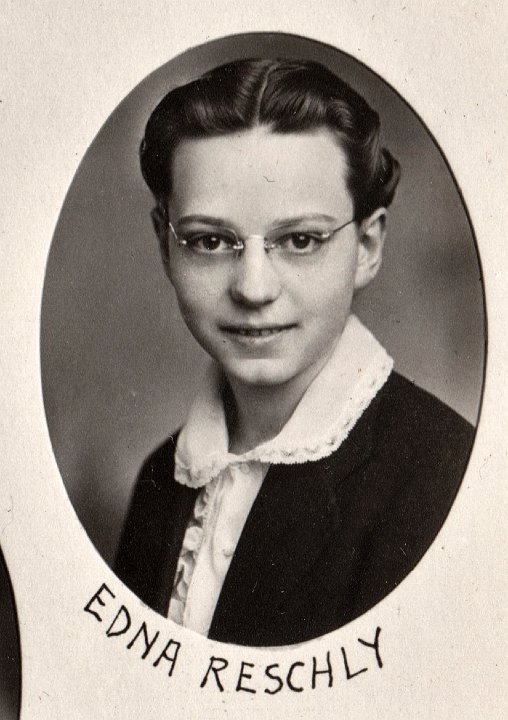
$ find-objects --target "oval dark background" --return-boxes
[41,33,485,567]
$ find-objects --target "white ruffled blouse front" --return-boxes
[168,314,393,635]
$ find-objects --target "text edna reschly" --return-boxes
[84,582,383,693]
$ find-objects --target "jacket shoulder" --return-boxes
[345,371,477,618]
[135,433,180,493]
[375,371,475,462]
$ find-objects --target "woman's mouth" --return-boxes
[220,324,297,341]
[221,325,295,337]
[229,327,286,337]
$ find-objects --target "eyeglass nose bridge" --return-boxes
[236,233,281,254]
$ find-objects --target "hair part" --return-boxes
[140,58,401,221]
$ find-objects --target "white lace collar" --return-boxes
[174,314,393,489]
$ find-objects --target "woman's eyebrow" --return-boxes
[176,214,231,227]
[270,213,338,228]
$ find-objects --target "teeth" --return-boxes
[236,328,281,337]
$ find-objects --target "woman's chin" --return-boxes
[222,357,299,389]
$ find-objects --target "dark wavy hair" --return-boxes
[141,58,400,221]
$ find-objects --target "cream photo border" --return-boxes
[0,3,506,719]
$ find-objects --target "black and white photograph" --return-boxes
[0,4,506,719]
[42,33,484,646]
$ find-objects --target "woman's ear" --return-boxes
[354,207,387,291]
[151,204,172,280]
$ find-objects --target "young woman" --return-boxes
[115,58,474,647]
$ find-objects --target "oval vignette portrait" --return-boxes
[41,32,485,648]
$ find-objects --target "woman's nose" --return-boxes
[228,237,282,307]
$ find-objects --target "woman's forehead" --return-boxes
[168,127,353,224]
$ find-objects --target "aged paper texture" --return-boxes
[0,2,506,718]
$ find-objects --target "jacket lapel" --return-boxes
[116,436,199,617]
[208,400,377,644]
[151,479,199,616]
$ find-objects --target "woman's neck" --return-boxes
[225,352,334,456]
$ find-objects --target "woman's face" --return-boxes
[163,126,384,392]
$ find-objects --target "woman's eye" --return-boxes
[278,232,324,254]
[183,233,235,253]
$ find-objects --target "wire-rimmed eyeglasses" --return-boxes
[167,218,357,260]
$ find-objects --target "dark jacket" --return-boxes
[114,371,475,646]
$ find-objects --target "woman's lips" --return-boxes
[220,324,297,342]
[222,324,296,334]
